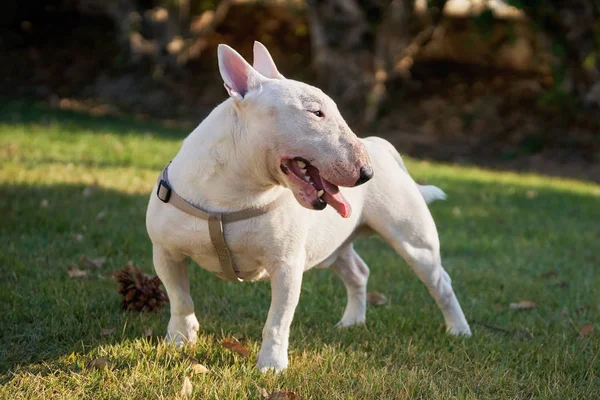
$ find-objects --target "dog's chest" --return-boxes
[182,217,281,280]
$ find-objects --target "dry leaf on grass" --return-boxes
[143,328,153,337]
[85,357,109,370]
[180,376,193,397]
[509,300,536,310]
[95,210,107,221]
[576,305,590,314]
[579,323,594,338]
[539,270,558,279]
[191,363,209,375]
[71,233,84,242]
[100,327,116,336]
[81,255,106,269]
[255,384,270,398]
[221,338,249,358]
[82,186,98,197]
[181,354,199,365]
[267,389,301,399]
[67,266,88,278]
[367,292,388,305]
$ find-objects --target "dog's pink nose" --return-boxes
[355,165,373,186]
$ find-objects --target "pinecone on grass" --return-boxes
[114,261,168,312]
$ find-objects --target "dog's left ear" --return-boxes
[253,41,285,80]
[218,44,266,101]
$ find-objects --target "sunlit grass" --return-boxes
[1,102,599,399]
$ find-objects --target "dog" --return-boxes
[146,41,471,372]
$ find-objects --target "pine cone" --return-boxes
[114,261,168,312]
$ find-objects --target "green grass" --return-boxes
[1,101,599,399]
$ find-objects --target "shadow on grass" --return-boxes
[1,173,599,382]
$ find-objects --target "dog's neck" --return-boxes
[168,99,285,212]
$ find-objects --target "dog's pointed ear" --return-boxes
[253,41,285,80]
[218,44,265,101]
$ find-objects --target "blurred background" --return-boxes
[1,0,599,181]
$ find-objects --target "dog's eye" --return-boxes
[312,110,324,118]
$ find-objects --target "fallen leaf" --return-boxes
[579,323,594,338]
[539,270,558,279]
[221,338,249,358]
[85,357,109,370]
[576,305,590,314]
[95,210,106,221]
[254,384,269,398]
[67,266,88,278]
[180,376,193,397]
[100,327,116,336]
[143,328,153,337]
[267,389,301,399]
[81,255,106,269]
[71,233,84,242]
[367,292,388,305]
[82,186,98,197]
[509,300,536,310]
[191,363,209,375]
[40,199,49,208]
[180,354,199,365]
[526,190,538,198]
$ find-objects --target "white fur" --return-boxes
[146,42,471,373]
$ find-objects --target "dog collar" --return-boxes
[156,163,286,282]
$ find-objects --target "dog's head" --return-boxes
[217,42,372,218]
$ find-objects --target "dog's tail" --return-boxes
[418,185,447,204]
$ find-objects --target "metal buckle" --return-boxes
[157,179,172,203]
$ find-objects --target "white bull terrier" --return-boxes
[146,41,471,372]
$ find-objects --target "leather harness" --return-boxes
[156,163,285,282]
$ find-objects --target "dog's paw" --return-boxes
[334,317,365,329]
[335,302,366,328]
[257,345,288,373]
[166,314,200,346]
[447,323,472,337]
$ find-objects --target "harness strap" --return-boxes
[156,163,285,282]
[207,213,240,281]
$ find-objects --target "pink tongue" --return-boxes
[321,179,352,218]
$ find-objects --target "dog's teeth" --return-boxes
[303,175,310,182]
[300,168,307,174]
[317,190,324,197]
[297,160,306,168]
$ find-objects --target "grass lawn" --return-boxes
[1,101,599,399]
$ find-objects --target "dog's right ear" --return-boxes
[218,44,266,101]
[252,41,285,80]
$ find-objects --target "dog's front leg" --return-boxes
[257,260,304,373]
[153,245,200,346]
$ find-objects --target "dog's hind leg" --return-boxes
[331,244,370,328]
[153,245,200,346]
[365,183,471,336]
[397,242,471,336]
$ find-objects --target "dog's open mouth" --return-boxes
[280,157,352,218]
